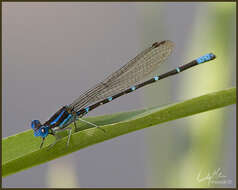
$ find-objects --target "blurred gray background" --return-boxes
[2,2,236,188]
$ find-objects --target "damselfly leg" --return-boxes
[47,127,72,150]
[78,117,106,133]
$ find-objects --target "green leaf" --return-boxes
[2,87,236,177]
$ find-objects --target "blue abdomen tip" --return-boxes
[196,53,216,64]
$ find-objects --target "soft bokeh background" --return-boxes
[2,2,236,188]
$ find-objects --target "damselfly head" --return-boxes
[31,120,49,138]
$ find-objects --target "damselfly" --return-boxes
[31,40,216,148]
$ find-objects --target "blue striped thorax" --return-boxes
[31,106,75,139]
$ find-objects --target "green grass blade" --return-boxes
[2,87,236,177]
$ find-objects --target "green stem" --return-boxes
[2,87,236,177]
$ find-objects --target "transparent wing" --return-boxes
[69,40,174,112]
